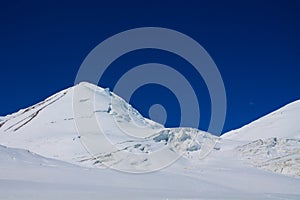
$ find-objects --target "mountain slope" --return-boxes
[221,100,300,177]
[0,144,74,168]
[0,82,218,172]
[0,86,91,166]
[236,138,300,177]
[222,100,300,141]
[1,82,300,199]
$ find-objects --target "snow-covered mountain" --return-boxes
[221,100,300,178]
[0,85,91,166]
[222,100,300,141]
[0,82,218,172]
[1,82,300,199]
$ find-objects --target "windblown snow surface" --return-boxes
[0,82,300,199]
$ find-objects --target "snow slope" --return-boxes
[1,143,300,200]
[0,86,92,166]
[222,100,300,141]
[1,82,300,199]
[0,144,73,168]
[236,138,300,178]
[0,82,218,172]
[221,100,300,177]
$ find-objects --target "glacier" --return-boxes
[0,82,300,199]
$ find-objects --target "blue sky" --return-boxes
[0,0,299,134]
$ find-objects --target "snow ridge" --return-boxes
[1,82,300,198]
[222,100,300,141]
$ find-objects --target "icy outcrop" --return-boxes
[236,137,300,177]
[153,128,219,159]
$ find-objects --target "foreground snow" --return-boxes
[1,82,300,199]
[1,143,300,200]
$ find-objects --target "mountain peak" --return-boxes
[0,82,218,172]
[222,99,300,141]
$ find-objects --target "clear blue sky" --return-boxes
[0,0,299,134]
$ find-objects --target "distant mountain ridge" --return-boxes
[222,100,300,141]
[1,82,300,199]
[0,82,300,176]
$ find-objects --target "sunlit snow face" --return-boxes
[72,27,226,173]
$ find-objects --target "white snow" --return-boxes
[1,82,300,199]
[221,100,300,177]
[1,143,300,199]
[236,138,300,177]
[222,100,300,141]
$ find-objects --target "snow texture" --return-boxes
[1,82,300,199]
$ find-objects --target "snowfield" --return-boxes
[0,82,300,199]
[222,100,300,141]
